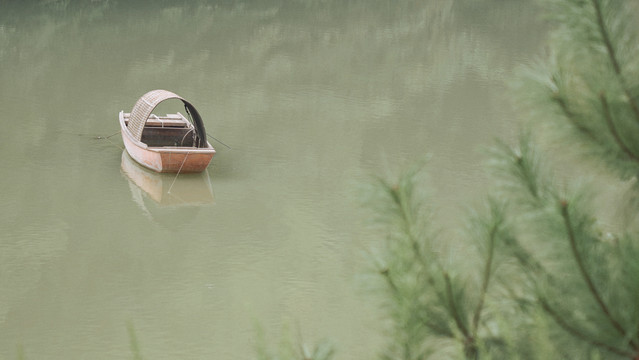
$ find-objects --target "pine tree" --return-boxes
[364,0,639,359]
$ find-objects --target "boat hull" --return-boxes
[120,150,215,206]
[119,112,215,173]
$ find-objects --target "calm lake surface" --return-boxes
[0,1,544,359]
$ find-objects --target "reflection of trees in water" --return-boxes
[0,1,541,91]
[0,0,545,191]
[0,0,543,170]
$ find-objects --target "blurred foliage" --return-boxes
[363,0,639,359]
[254,322,335,360]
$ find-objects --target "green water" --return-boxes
[0,1,543,359]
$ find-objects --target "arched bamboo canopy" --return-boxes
[127,89,207,147]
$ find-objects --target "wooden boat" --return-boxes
[119,89,216,173]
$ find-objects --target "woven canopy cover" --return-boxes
[127,89,207,147]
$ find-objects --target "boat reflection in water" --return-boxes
[121,150,214,225]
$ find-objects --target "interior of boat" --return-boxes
[126,113,199,147]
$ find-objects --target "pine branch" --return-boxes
[379,267,454,338]
[539,297,635,358]
[443,272,470,338]
[513,141,541,200]
[591,0,622,77]
[600,92,639,162]
[590,0,639,126]
[443,272,476,359]
[503,235,547,281]
[559,200,636,350]
[423,316,455,339]
[380,267,400,297]
[471,221,498,336]
[379,177,429,270]
[551,89,601,145]
[489,133,550,206]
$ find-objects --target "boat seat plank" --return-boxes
[122,113,191,128]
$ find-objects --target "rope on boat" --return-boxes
[180,128,195,146]
[94,130,124,150]
[151,114,165,128]
[167,152,190,195]
[206,133,232,150]
[95,130,120,140]
[104,136,124,151]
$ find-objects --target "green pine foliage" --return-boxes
[515,0,639,179]
[489,134,639,359]
[366,132,639,359]
[254,323,335,360]
[363,165,518,360]
[127,321,144,360]
[364,0,639,359]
